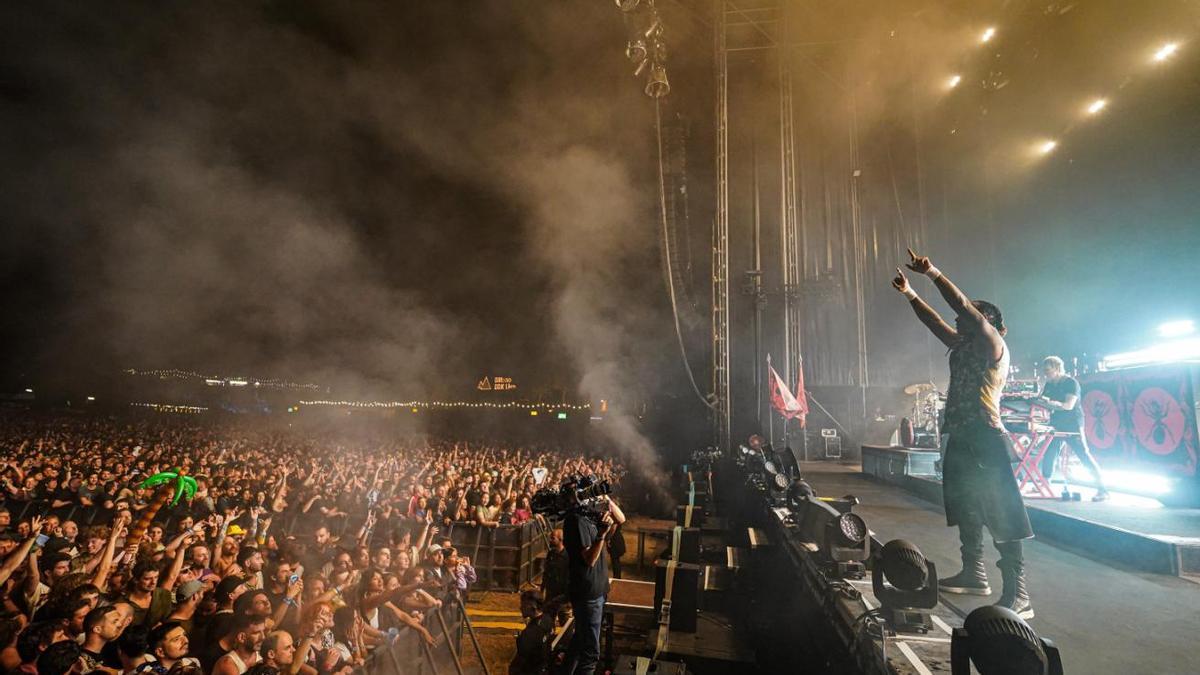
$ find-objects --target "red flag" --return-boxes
[768,355,809,425]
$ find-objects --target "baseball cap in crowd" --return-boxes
[226,524,246,536]
[427,544,442,555]
[175,580,204,604]
[215,575,245,602]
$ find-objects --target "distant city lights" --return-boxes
[1158,319,1195,338]
[1086,98,1108,115]
[1153,42,1179,62]
[946,74,962,89]
[980,27,996,43]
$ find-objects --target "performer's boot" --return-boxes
[939,524,991,595]
[994,541,1034,619]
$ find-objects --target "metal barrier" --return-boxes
[359,594,490,675]
[446,520,552,592]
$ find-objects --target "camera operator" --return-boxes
[562,496,624,675]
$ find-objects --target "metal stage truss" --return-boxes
[713,0,810,451]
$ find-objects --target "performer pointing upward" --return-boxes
[892,248,1034,619]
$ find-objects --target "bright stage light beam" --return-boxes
[1098,469,1174,497]
[1037,140,1057,155]
[981,27,996,43]
[946,74,961,89]
[1086,98,1107,114]
[1153,42,1179,62]
[1101,337,1200,370]
[1158,319,1196,338]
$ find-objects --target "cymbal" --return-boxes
[904,382,937,395]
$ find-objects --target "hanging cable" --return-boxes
[656,97,715,410]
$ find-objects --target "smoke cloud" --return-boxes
[0,1,684,481]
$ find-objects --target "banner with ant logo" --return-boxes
[1081,365,1198,478]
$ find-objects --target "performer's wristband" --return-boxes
[924,266,942,281]
[902,287,918,301]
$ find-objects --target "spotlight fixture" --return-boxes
[872,539,939,634]
[625,39,647,64]
[1036,140,1057,155]
[615,0,643,11]
[946,74,962,89]
[643,18,663,39]
[1153,42,1179,62]
[771,472,790,492]
[645,63,670,98]
[1085,98,1107,115]
[951,605,1063,675]
[981,27,996,43]
[793,496,870,577]
[786,479,815,509]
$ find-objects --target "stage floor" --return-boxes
[800,462,1200,675]
[1033,487,1200,538]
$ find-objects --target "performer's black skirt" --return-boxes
[942,424,1034,542]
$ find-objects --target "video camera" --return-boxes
[531,474,612,518]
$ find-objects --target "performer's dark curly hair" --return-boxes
[973,300,1006,336]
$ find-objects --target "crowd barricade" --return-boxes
[445,519,553,592]
[359,594,490,675]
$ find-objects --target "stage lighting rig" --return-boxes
[951,606,1063,675]
[791,495,870,578]
[872,539,939,634]
[614,0,669,98]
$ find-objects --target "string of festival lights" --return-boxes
[943,25,1183,158]
[130,402,208,414]
[298,400,592,410]
[124,368,322,391]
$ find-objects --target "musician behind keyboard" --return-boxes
[1036,356,1111,502]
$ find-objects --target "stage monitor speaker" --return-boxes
[612,655,689,675]
[675,505,706,527]
[654,559,700,633]
[669,527,701,565]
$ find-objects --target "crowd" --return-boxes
[0,412,627,675]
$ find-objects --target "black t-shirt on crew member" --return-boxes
[563,511,608,602]
[1042,376,1084,432]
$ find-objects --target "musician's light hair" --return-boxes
[1042,356,1065,371]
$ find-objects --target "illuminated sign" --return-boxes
[477,376,517,392]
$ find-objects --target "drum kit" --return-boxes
[899,382,944,449]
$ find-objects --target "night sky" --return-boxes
[2,0,1199,416]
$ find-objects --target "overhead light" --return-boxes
[24,388,33,393]
[1158,319,1195,338]
[1086,98,1107,114]
[614,0,642,12]
[86,396,96,402]
[946,74,962,89]
[1036,140,1057,155]
[645,63,670,98]
[1153,42,1179,62]
[1101,337,1200,370]
[951,606,1063,675]
[980,27,996,43]
[625,39,647,64]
